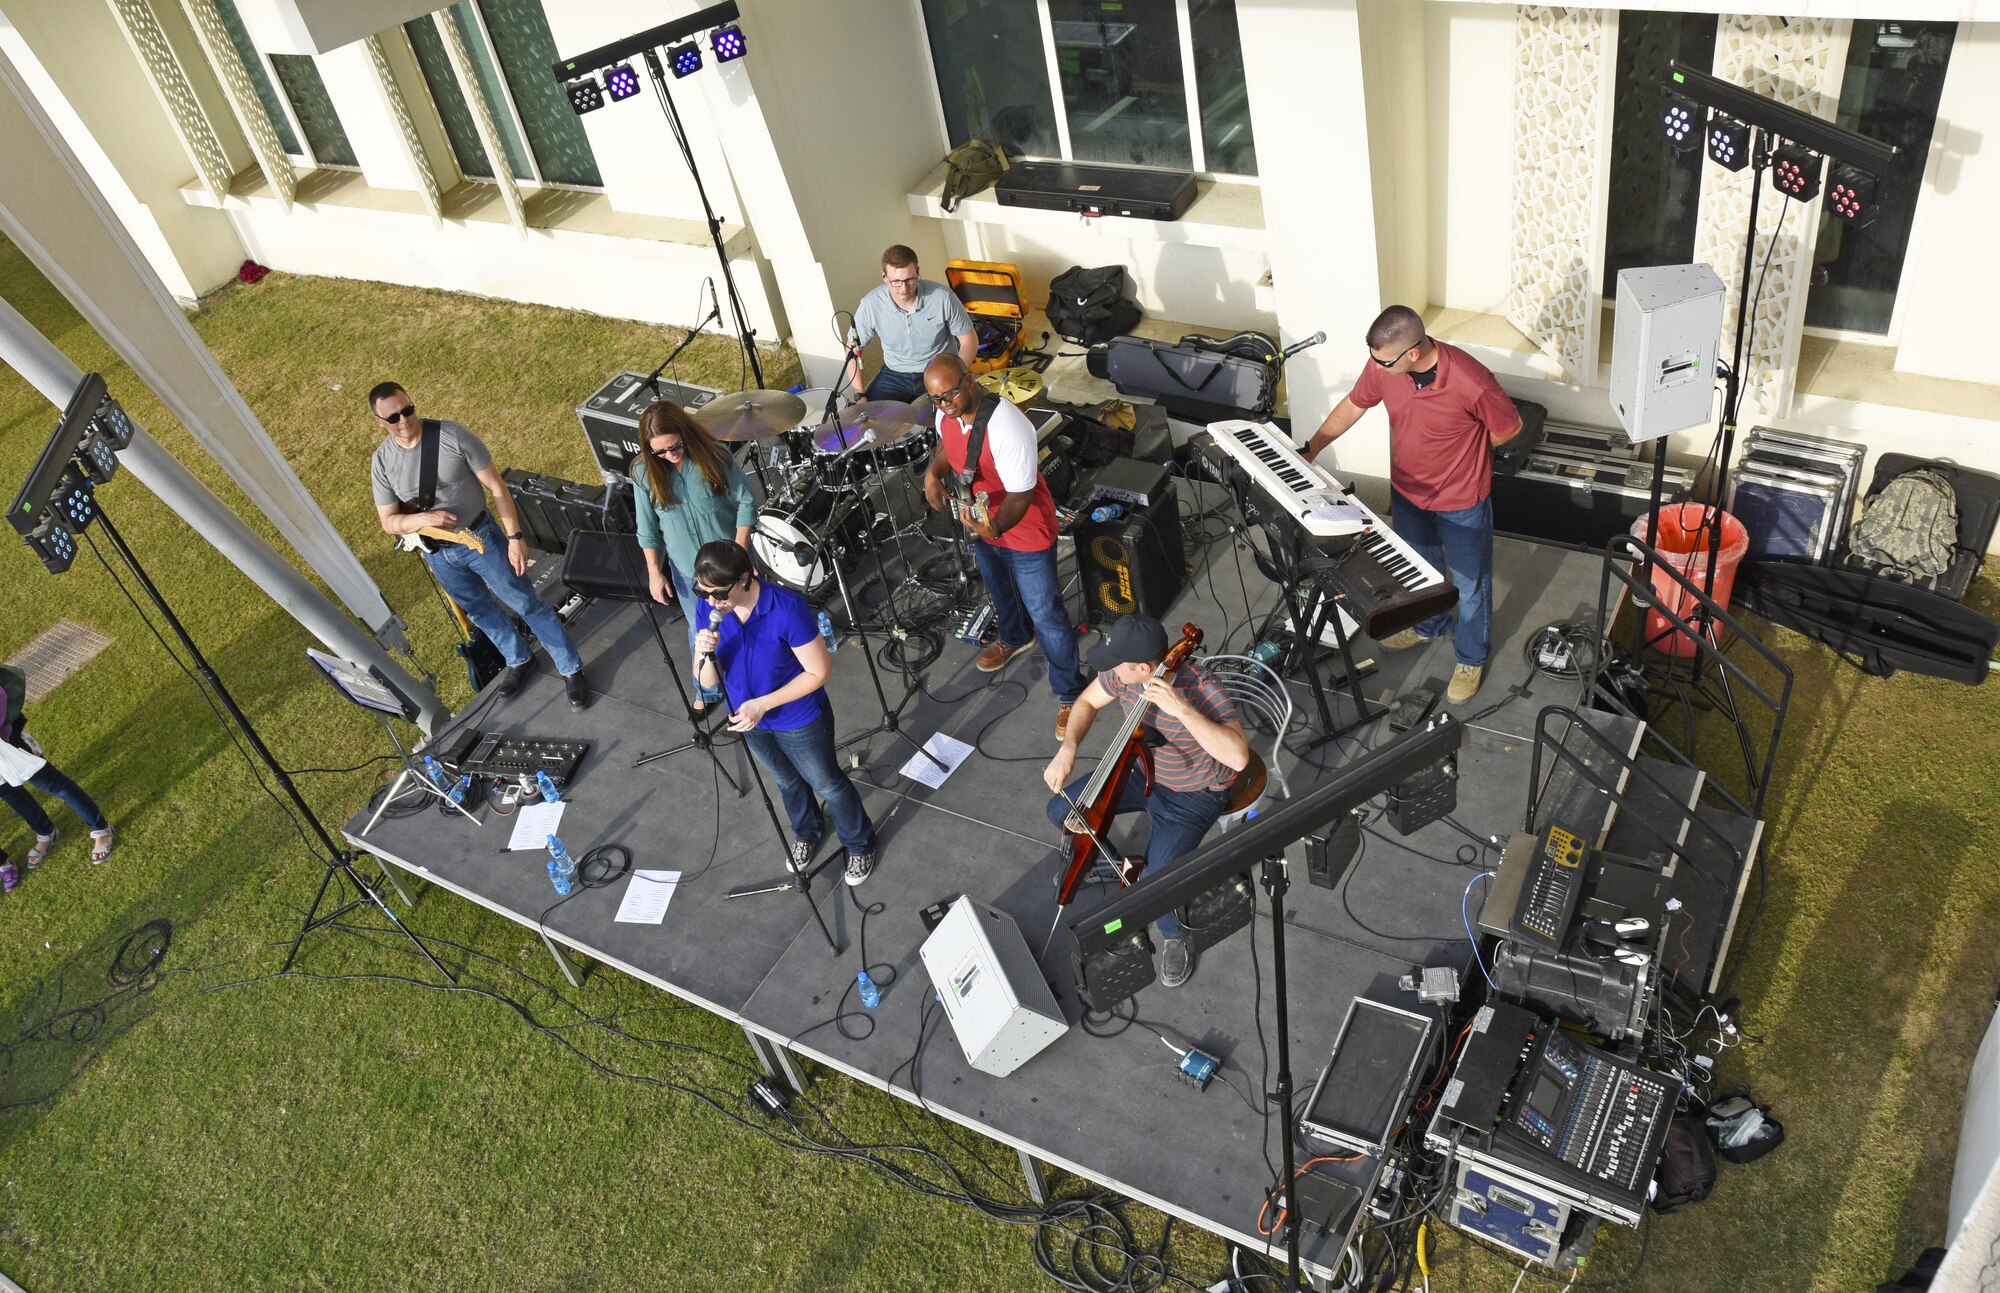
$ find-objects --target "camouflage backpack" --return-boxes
[940,140,1007,213]
[1850,467,1958,580]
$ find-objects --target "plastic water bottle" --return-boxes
[1249,640,1282,668]
[1090,501,1125,523]
[816,609,840,653]
[856,970,880,1009]
[447,774,472,806]
[545,834,576,895]
[421,755,450,789]
[536,769,562,804]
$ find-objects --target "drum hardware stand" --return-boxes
[710,657,841,954]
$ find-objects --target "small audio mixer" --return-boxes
[1512,824,1586,948]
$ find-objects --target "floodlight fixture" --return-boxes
[667,40,702,78]
[604,62,642,99]
[565,76,604,115]
[712,24,745,63]
[23,519,76,574]
[1771,143,1823,200]
[76,426,120,486]
[1827,164,1879,227]
[1707,115,1750,171]
[10,371,104,547]
[48,465,97,534]
[93,397,134,450]
[1661,95,1703,151]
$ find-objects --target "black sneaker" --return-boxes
[1158,938,1194,989]
[844,850,876,887]
[565,670,590,711]
[788,838,820,874]
[494,662,532,699]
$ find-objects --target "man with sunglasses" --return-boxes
[368,381,589,710]
[847,245,978,403]
[689,541,879,885]
[921,355,1085,738]
[1298,306,1520,705]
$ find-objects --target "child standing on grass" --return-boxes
[0,665,114,889]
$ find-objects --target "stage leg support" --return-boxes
[538,928,584,989]
[1018,1149,1050,1207]
[745,1028,805,1095]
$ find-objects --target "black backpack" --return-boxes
[1045,265,1141,345]
[1650,1115,1717,1212]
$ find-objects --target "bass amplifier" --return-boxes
[1071,461,1185,624]
[575,370,721,481]
[504,470,634,555]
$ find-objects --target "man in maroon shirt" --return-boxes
[1301,306,1520,704]
[922,355,1085,737]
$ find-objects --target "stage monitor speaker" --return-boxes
[1073,464,1185,624]
[1610,264,1725,443]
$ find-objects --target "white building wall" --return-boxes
[1426,3,1515,316]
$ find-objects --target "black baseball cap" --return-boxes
[1087,614,1169,672]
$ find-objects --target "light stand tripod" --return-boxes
[640,50,763,390]
[88,508,453,983]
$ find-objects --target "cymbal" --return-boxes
[694,389,808,441]
[811,400,927,455]
[977,365,1045,406]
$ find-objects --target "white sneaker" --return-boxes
[1446,663,1484,704]
[844,851,876,887]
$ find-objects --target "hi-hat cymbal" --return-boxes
[811,400,927,454]
[694,389,808,441]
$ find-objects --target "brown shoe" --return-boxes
[977,640,1028,672]
[1055,703,1075,740]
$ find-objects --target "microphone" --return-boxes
[834,428,877,458]
[1279,330,1327,362]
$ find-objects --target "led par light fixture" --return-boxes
[565,76,603,115]
[1661,95,1702,151]
[603,62,642,99]
[1771,144,1823,200]
[667,40,701,78]
[1827,164,1879,227]
[1707,115,1750,171]
[712,24,745,63]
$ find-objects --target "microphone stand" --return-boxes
[825,520,950,775]
[643,297,721,396]
[708,647,841,954]
[623,543,742,792]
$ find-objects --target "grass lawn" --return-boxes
[1,238,1996,1292]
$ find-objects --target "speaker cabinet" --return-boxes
[1610,264,1725,443]
[1072,466,1185,624]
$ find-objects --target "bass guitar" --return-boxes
[395,521,487,556]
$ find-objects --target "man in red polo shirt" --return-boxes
[921,355,1085,737]
[1301,306,1520,704]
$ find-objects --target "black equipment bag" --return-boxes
[1045,265,1142,345]
[1704,1091,1786,1165]
[1735,559,1997,684]
[1102,333,1278,423]
[1650,1115,1717,1213]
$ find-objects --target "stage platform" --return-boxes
[342,515,1614,1281]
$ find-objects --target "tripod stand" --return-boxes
[88,508,453,983]
[819,527,949,775]
[624,546,742,793]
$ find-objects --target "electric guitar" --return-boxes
[946,476,993,531]
[393,500,487,556]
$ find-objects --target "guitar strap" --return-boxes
[415,417,442,510]
[954,394,1003,490]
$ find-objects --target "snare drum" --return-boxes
[750,490,874,599]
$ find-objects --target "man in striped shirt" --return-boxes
[1042,615,1249,988]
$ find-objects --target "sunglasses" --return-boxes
[931,384,975,408]
[652,442,686,458]
[1370,341,1422,369]
[694,579,741,602]
[378,404,417,424]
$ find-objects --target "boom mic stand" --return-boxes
[642,285,720,397]
[623,546,742,792]
[88,507,453,983]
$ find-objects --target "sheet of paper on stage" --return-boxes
[506,801,566,851]
[899,733,975,789]
[615,870,682,924]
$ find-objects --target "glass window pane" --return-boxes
[448,1,534,181]
[921,0,1058,158]
[1190,0,1255,175]
[1049,0,1191,169]
[476,0,602,188]
[209,0,301,156]
[406,16,493,179]
[269,53,357,168]
[1602,14,1716,289]
[1804,20,1956,335]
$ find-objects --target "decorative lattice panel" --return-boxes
[366,33,443,228]
[1507,6,1615,384]
[433,7,525,237]
[179,0,295,208]
[1693,16,1849,418]
[105,0,233,200]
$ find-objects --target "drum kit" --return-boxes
[695,387,945,605]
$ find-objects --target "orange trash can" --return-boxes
[1629,504,1749,657]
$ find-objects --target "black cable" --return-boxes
[284,754,403,777]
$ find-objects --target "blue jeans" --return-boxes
[1391,491,1493,668]
[743,710,877,856]
[666,563,723,704]
[1,761,108,836]
[426,515,582,676]
[973,540,1085,703]
[864,367,926,403]
[1046,775,1229,941]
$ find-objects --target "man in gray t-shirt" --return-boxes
[367,381,589,709]
[847,244,976,404]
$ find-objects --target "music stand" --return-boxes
[311,649,477,853]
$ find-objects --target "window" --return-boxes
[921,0,1258,177]
[1602,14,1717,290]
[407,1,603,189]
[1804,20,1956,336]
[268,54,356,168]
[209,0,300,157]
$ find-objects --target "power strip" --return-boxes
[955,601,996,645]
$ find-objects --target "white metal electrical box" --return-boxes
[919,896,1068,1076]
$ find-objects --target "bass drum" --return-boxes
[750,490,874,599]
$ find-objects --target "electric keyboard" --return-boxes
[1207,420,1370,537]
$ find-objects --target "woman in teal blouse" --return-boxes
[632,400,758,705]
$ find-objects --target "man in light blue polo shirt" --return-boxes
[848,244,977,403]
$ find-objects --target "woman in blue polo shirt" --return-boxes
[689,541,879,885]
[632,400,757,707]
